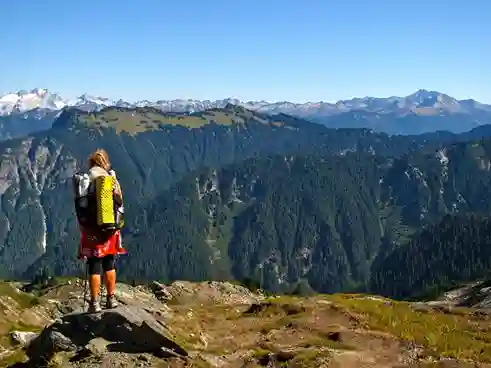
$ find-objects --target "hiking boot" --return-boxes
[106,294,118,309]
[88,299,101,313]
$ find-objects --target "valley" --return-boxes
[0,104,490,301]
[0,101,490,367]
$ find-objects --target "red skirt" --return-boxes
[79,228,127,259]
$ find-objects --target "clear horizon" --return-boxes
[2,0,489,103]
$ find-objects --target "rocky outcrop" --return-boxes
[147,281,173,302]
[425,280,491,309]
[153,280,265,305]
[25,305,187,366]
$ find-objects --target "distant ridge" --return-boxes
[1,88,490,117]
[1,88,490,138]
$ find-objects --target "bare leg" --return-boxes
[104,269,116,296]
[104,268,118,308]
[87,273,102,312]
[89,274,101,301]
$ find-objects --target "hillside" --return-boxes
[0,104,464,280]
[370,214,491,300]
[0,110,60,141]
[105,138,491,292]
[312,109,491,135]
[2,278,491,366]
[52,104,305,133]
[2,104,491,293]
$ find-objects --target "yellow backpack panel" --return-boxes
[95,175,116,227]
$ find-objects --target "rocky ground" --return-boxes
[423,280,491,309]
[0,278,490,367]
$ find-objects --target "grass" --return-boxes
[82,109,239,134]
[251,346,332,367]
[289,349,332,367]
[0,282,40,310]
[0,319,43,351]
[326,293,491,362]
[186,358,214,368]
[243,300,306,318]
[168,295,357,365]
[8,321,43,334]
[79,106,291,135]
[0,349,27,367]
[0,281,47,367]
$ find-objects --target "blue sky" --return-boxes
[1,0,489,102]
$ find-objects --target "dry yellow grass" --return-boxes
[166,296,386,367]
[326,293,491,363]
[82,109,239,134]
[78,107,291,135]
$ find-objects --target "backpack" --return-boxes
[72,171,125,233]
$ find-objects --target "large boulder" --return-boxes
[25,305,187,365]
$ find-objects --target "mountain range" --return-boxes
[2,88,490,117]
[2,102,491,366]
[1,88,490,139]
[0,102,489,302]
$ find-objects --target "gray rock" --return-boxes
[156,346,183,359]
[85,337,110,355]
[25,305,187,365]
[10,331,39,346]
[148,281,173,302]
[26,329,78,364]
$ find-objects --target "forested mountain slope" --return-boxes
[1,104,491,293]
[103,138,491,292]
[0,104,446,279]
[312,109,491,135]
[370,214,491,300]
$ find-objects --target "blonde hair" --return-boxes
[88,148,111,171]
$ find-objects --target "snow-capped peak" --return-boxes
[70,94,116,108]
[0,88,490,117]
[0,88,66,116]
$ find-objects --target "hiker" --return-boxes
[77,148,127,313]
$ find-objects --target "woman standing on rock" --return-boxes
[78,148,127,313]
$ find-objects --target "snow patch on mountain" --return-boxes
[0,89,65,116]
[1,88,490,119]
